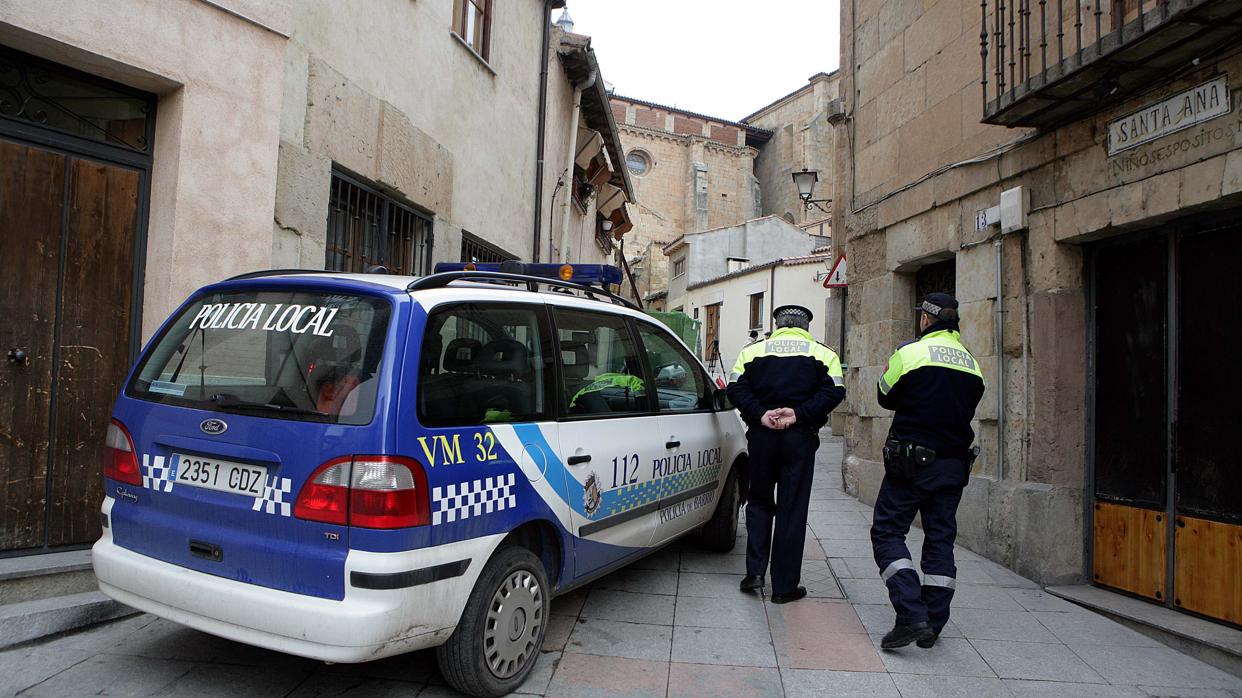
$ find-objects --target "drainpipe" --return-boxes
[995,237,1005,481]
[531,2,554,262]
[557,69,596,262]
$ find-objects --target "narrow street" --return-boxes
[4,436,1238,697]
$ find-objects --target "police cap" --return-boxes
[773,304,813,323]
[914,292,959,320]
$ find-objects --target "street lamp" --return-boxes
[792,167,831,213]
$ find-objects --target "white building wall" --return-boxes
[685,256,831,382]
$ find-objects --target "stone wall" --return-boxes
[0,0,290,340]
[836,0,1242,584]
[610,96,760,303]
[746,72,840,225]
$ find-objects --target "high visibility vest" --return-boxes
[730,326,844,386]
[878,330,982,396]
[570,372,645,407]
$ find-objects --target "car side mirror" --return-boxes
[712,389,732,411]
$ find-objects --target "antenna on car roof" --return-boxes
[366,265,389,275]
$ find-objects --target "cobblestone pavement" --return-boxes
[5,437,1241,696]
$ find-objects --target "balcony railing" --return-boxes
[980,0,1242,128]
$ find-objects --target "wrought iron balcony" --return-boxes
[981,0,1242,128]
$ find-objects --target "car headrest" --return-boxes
[561,341,589,380]
[478,339,529,377]
[443,338,482,372]
[307,325,362,365]
[421,332,443,374]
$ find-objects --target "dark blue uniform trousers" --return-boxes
[870,457,968,631]
[745,428,817,596]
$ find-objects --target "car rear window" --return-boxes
[127,289,391,425]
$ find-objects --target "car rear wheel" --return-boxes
[699,465,741,552]
[436,546,549,697]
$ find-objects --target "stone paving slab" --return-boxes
[5,436,1241,697]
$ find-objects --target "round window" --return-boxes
[626,150,651,176]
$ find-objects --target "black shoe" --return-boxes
[739,575,764,592]
[770,586,807,604]
[916,629,941,648]
[880,622,934,649]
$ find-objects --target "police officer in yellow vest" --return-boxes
[873,293,984,649]
[727,305,845,603]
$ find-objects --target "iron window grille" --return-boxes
[0,46,154,154]
[325,171,432,276]
[978,0,1242,128]
[460,232,513,264]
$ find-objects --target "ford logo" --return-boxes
[200,418,228,435]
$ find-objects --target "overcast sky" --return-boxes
[562,1,840,122]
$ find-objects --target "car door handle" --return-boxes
[665,440,681,449]
[567,454,591,465]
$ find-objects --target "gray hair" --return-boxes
[775,313,810,330]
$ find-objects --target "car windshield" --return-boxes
[128,289,391,425]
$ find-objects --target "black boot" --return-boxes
[739,575,764,592]
[880,622,934,649]
[916,629,941,648]
[770,586,807,604]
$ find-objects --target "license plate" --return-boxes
[172,453,268,497]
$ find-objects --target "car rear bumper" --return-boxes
[93,497,502,663]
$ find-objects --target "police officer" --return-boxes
[727,305,845,603]
[872,292,984,649]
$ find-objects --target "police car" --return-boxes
[93,262,747,697]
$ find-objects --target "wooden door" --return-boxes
[1173,225,1242,624]
[0,139,139,551]
[0,140,66,550]
[1091,234,1168,603]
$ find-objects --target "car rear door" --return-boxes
[107,284,402,601]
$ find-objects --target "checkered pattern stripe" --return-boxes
[432,473,517,525]
[252,475,293,517]
[603,463,723,517]
[142,454,175,493]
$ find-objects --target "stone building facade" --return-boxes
[836,0,1242,629]
[608,95,770,304]
[744,71,841,226]
[0,0,633,555]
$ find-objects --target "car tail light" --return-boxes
[294,456,429,529]
[294,457,351,525]
[103,419,141,486]
[349,456,430,529]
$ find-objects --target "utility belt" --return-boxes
[883,438,980,480]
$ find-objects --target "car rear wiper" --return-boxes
[209,394,329,417]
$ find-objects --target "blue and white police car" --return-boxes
[93,262,747,697]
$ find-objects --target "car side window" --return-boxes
[417,303,552,426]
[552,308,648,417]
[636,322,710,413]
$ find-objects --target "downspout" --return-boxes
[531,2,554,262]
[769,262,777,334]
[995,237,1005,480]
[557,69,596,263]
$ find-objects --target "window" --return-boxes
[452,0,492,61]
[672,257,686,278]
[748,292,764,330]
[418,304,552,427]
[553,308,647,417]
[703,303,721,363]
[461,232,513,264]
[326,172,432,276]
[128,290,391,425]
[914,258,957,335]
[637,323,709,413]
[625,150,651,176]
